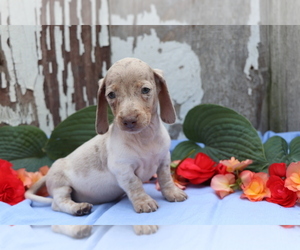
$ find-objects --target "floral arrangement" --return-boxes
[0,159,49,205]
[1,103,300,209]
[170,152,300,208]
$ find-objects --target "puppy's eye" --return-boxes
[141,87,150,94]
[107,92,116,99]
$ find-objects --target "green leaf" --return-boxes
[289,136,300,162]
[263,136,289,164]
[173,104,269,172]
[44,105,114,160]
[10,156,53,172]
[0,125,52,171]
[44,106,98,160]
[171,141,203,161]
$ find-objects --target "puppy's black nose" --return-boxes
[123,118,137,129]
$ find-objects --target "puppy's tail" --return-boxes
[25,176,53,204]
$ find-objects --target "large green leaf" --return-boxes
[44,105,114,160]
[289,137,300,162]
[0,125,53,171]
[171,141,204,161]
[44,106,98,160]
[263,136,289,164]
[173,104,269,172]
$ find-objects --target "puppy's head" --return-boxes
[96,58,176,134]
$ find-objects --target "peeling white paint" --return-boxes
[34,66,54,136]
[137,4,188,25]
[99,25,109,47]
[243,0,261,80]
[33,26,55,135]
[110,13,134,25]
[111,29,203,139]
[76,0,83,25]
[8,26,39,92]
[9,0,37,25]
[100,0,109,25]
[248,88,253,96]
[48,62,53,74]
[54,1,63,25]
[64,0,72,25]
[45,0,50,25]
[76,25,84,55]
[0,26,17,102]
[111,4,188,25]
[64,25,70,52]
[91,25,96,62]
[248,0,260,25]
[34,0,42,25]
[1,73,6,88]
[101,61,107,78]
[0,0,9,25]
[243,25,260,80]
[66,62,75,116]
[54,26,68,121]
[0,103,34,126]
[46,26,51,50]
[82,86,89,106]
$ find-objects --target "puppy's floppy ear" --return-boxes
[95,78,109,134]
[153,69,176,124]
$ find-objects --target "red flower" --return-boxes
[216,163,229,175]
[176,153,217,184]
[266,175,298,207]
[0,159,25,205]
[269,163,287,178]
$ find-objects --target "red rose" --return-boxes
[269,163,287,178]
[176,153,217,184]
[0,159,25,205]
[266,175,298,207]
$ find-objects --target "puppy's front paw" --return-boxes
[73,202,93,216]
[163,187,187,202]
[133,225,159,235]
[132,195,159,213]
[52,225,93,239]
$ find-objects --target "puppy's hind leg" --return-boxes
[51,186,93,216]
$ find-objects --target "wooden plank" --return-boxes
[0,0,109,25]
[0,25,110,135]
[109,0,253,25]
[268,26,300,132]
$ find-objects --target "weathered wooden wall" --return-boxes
[1,1,300,138]
[0,25,110,135]
[268,26,300,132]
[110,25,268,138]
[0,0,109,25]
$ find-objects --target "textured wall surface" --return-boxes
[0,25,110,135]
[110,25,267,138]
[268,26,300,132]
[0,0,109,25]
[1,1,300,137]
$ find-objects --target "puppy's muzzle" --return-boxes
[122,116,138,129]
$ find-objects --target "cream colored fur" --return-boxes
[25,58,187,216]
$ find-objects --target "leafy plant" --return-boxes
[0,105,113,171]
[171,104,300,172]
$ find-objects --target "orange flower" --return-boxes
[240,170,271,201]
[211,173,236,199]
[220,157,253,173]
[16,166,49,197]
[16,168,32,187]
[285,162,300,197]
